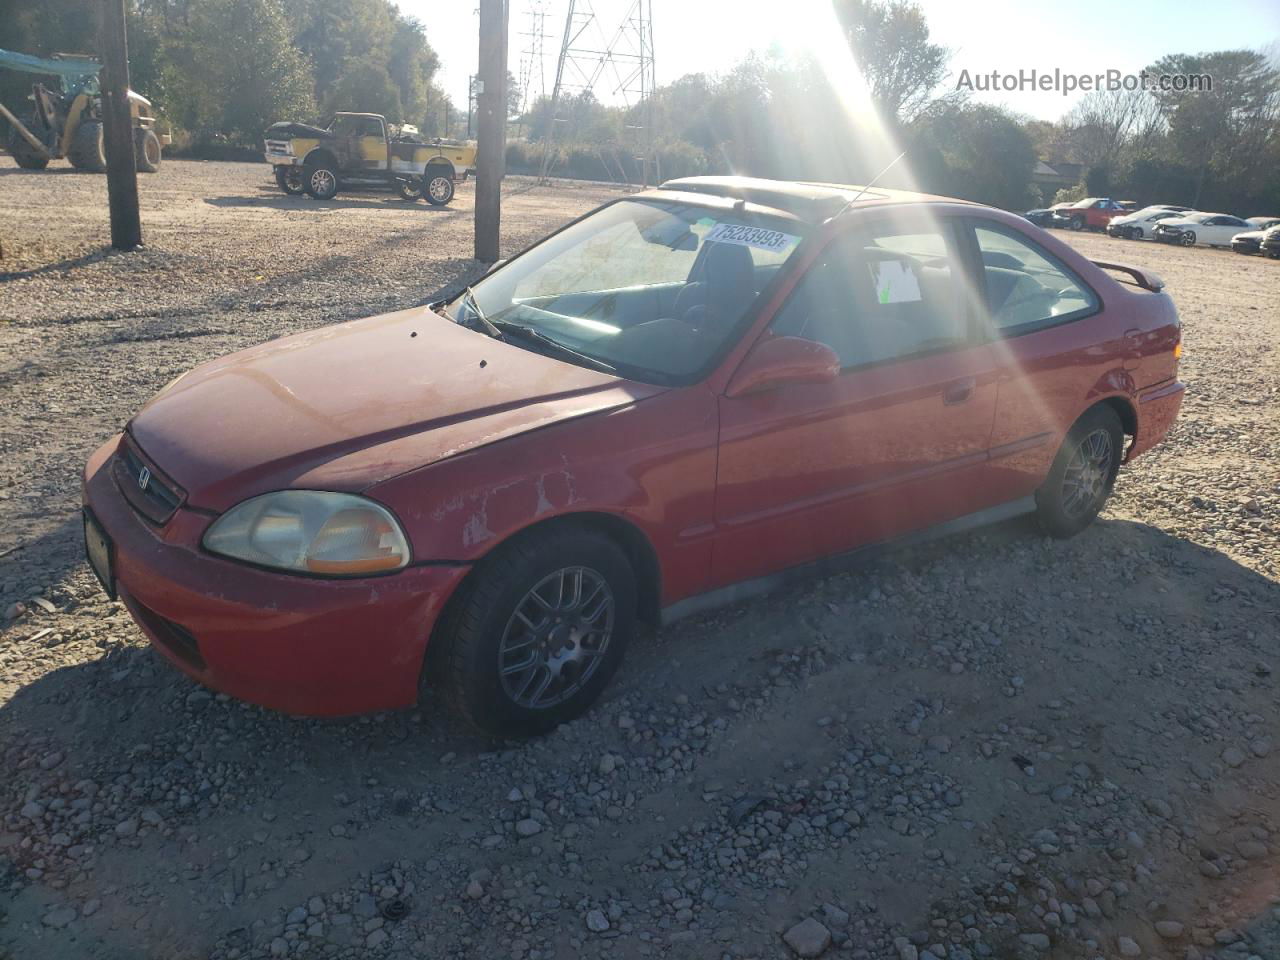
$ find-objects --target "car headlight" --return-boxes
[203,491,411,576]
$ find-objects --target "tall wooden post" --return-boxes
[475,0,508,263]
[100,0,142,250]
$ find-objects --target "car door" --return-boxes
[711,215,1000,588]
[357,117,388,171]
[965,219,1107,501]
[1208,216,1247,245]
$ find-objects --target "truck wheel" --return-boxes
[8,118,50,169]
[274,165,305,195]
[424,170,454,206]
[304,164,339,200]
[134,128,161,173]
[397,179,423,202]
[67,119,106,173]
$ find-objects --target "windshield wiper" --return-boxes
[491,320,616,374]
[451,286,502,339]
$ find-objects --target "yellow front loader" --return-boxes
[1,47,169,173]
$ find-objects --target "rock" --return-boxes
[782,917,831,957]
[308,896,325,916]
[1018,932,1051,951]
[1250,738,1271,758]
[515,818,542,837]
[465,880,485,900]
[598,754,617,775]
[1145,797,1172,818]
[366,929,389,948]
[82,899,100,917]
[1118,935,1141,956]
[1155,920,1185,939]
[269,938,288,957]
[1236,839,1267,860]
[287,906,308,925]
[585,909,610,932]
[115,818,138,837]
[820,903,849,928]
[20,801,43,820]
[1222,746,1246,768]
[42,906,78,929]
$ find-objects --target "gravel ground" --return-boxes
[1,157,1279,960]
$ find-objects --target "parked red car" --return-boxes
[82,177,1185,734]
[1056,197,1130,232]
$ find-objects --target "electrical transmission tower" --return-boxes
[517,0,551,120]
[539,0,657,185]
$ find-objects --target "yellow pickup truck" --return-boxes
[263,112,477,205]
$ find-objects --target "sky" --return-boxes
[394,0,1280,123]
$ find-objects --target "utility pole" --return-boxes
[100,0,142,250]
[475,0,508,263]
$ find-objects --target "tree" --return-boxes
[328,55,403,121]
[831,0,951,125]
[911,103,1038,209]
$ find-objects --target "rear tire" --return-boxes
[429,526,635,736]
[67,119,106,172]
[397,178,423,202]
[424,169,454,206]
[1035,405,1124,539]
[134,127,161,173]
[7,118,50,169]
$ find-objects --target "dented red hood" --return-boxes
[128,306,663,512]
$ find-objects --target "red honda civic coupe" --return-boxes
[82,177,1185,734]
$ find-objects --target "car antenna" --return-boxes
[828,151,906,221]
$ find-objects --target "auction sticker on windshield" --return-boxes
[704,223,801,253]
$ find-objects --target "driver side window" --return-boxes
[769,224,970,369]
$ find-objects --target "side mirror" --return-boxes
[725,336,840,398]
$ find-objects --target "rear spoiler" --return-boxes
[1091,260,1165,292]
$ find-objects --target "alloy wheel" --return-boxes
[428,176,452,202]
[498,566,615,710]
[1061,428,1113,519]
[310,169,335,196]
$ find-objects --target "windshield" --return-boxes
[447,199,807,384]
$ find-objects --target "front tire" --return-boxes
[275,165,305,195]
[1035,405,1123,539]
[1180,231,1196,247]
[67,119,106,172]
[7,118,50,169]
[303,164,339,200]
[1068,216,1084,231]
[430,526,635,736]
[1131,227,1143,240]
[397,178,423,202]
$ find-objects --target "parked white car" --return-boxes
[1106,208,1189,240]
[1153,212,1252,248]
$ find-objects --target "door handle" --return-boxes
[943,377,976,405]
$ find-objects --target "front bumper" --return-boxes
[1152,230,1182,244]
[1232,239,1261,254]
[82,435,469,716]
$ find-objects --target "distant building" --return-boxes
[1032,160,1084,191]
